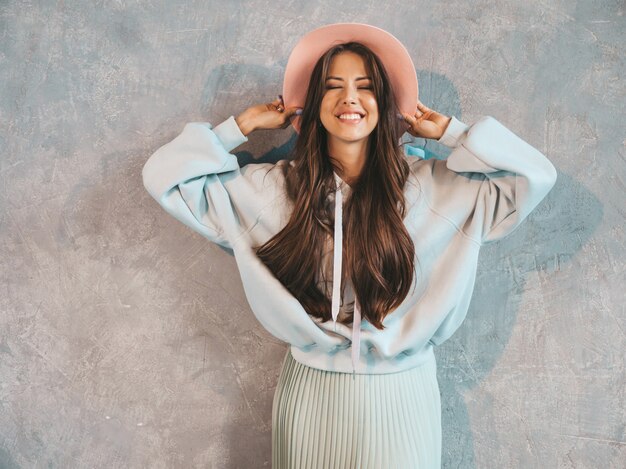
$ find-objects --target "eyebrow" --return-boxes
[325,76,372,81]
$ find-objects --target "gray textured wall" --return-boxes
[1,0,624,467]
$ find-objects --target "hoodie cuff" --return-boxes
[437,116,470,148]
[211,115,249,153]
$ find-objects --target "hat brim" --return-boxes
[282,22,419,134]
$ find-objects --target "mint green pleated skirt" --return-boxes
[271,348,442,469]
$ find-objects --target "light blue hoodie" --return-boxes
[142,114,557,376]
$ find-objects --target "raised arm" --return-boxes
[142,116,281,251]
[404,109,558,245]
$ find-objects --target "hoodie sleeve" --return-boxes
[142,116,280,251]
[408,115,558,245]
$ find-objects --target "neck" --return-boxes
[327,138,369,187]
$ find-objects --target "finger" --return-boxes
[415,100,431,118]
[415,107,434,122]
[270,96,283,110]
[268,99,281,111]
[401,113,419,133]
[402,113,417,127]
[416,99,430,111]
[419,109,434,121]
[275,95,285,111]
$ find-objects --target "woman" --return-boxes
[142,23,557,469]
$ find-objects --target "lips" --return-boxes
[336,116,363,125]
[335,111,366,125]
[335,110,365,118]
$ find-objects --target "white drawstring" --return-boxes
[331,174,361,378]
[351,296,362,380]
[331,182,343,329]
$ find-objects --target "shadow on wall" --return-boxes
[0,445,20,469]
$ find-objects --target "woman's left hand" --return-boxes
[401,99,452,140]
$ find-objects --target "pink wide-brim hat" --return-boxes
[282,22,419,134]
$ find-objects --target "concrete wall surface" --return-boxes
[1,0,624,467]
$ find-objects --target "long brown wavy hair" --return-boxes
[253,42,419,331]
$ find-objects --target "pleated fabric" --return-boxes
[271,348,442,469]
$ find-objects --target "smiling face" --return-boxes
[319,51,379,149]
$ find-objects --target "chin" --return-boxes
[326,123,375,139]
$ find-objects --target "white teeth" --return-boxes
[338,113,362,120]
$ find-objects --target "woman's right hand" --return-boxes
[235,96,302,136]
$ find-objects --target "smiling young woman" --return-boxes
[257,40,441,467]
[142,22,558,469]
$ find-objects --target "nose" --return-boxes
[342,94,357,105]
[341,85,358,104]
